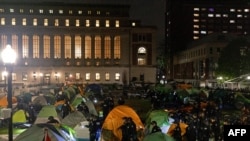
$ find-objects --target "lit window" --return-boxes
[105,20,110,27]
[76,19,80,27]
[96,73,100,81]
[78,10,82,14]
[55,19,59,26]
[193,25,199,28]
[229,20,235,23]
[223,14,228,17]
[115,73,120,81]
[10,9,14,13]
[76,73,81,80]
[30,9,33,13]
[208,14,214,17]
[33,35,39,58]
[0,9,5,13]
[85,36,91,59]
[59,10,63,14]
[114,36,120,59]
[193,30,199,34]
[1,35,7,50]
[193,19,199,22]
[97,11,100,15]
[88,11,91,14]
[39,9,43,14]
[137,47,147,65]
[244,9,249,12]
[11,18,16,25]
[44,35,50,58]
[230,9,235,12]
[104,36,111,59]
[193,36,199,40]
[237,9,242,12]
[132,22,136,26]
[105,72,110,81]
[138,58,146,65]
[194,8,199,11]
[86,19,90,27]
[75,36,82,58]
[215,14,221,17]
[1,18,5,25]
[54,36,61,58]
[86,73,90,81]
[193,13,199,17]
[11,35,18,54]
[115,20,119,27]
[65,19,69,26]
[22,18,26,26]
[200,31,207,34]
[20,9,24,13]
[69,10,73,14]
[22,35,29,58]
[95,36,101,59]
[237,14,242,18]
[44,19,48,26]
[65,36,71,58]
[49,9,53,14]
[33,18,37,26]
[96,20,100,27]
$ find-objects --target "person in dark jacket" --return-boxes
[151,121,161,133]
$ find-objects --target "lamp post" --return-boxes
[1,44,17,141]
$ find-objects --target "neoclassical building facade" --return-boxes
[0,1,157,90]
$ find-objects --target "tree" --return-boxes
[215,37,250,80]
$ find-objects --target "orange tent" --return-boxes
[167,122,188,136]
[0,95,17,108]
[102,105,144,141]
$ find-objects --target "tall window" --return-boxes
[55,19,59,26]
[33,35,39,58]
[86,73,90,81]
[114,36,121,59]
[54,36,61,58]
[65,36,71,58]
[1,18,5,25]
[115,20,120,27]
[76,19,80,27]
[44,35,50,58]
[115,73,120,81]
[137,47,147,65]
[95,36,101,59]
[105,72,110,81]
[33,18,37,26]
[44,19,48,26]
[95,73,100,81]
[104,36,111,59]
[105,20,110,27]
[86,20,90,27]
[22,35,29,58]
[1,35,7,50]
[75,36,81,58]
[11,18,16,25]
[65,19,69,26]
[11,34,18,54]
[95,20,100,27]
[85,36,91,59]
[22,18,26,26]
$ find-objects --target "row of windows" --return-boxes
[2,72,121,81]
[0,8,112,16]
[193,7,250,13]
[0,34,121,59]
[0,18,124,27]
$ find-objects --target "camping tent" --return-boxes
[12,109,27,124]
[14,123,76,141]
[34,105,60,124]
[32,96,48,106]
[101,105,144,141]
[71,95,98,116]
[0,96,17,108]
[61,111,86,128]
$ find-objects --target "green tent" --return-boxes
[145,109,170,128]
[61,111,86,128]
[13,109,27,123]
[34,105,60,124]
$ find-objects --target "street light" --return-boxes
[1,44,17,141]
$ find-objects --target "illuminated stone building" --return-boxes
[0,0,157,89]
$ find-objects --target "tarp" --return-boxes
[14,123,76,141]
[143,132,175,141]
[102,105,144,141]
[61,111,86,128]
[13,109,27,123]
[34,105,60,124]
[0,96,17,108]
